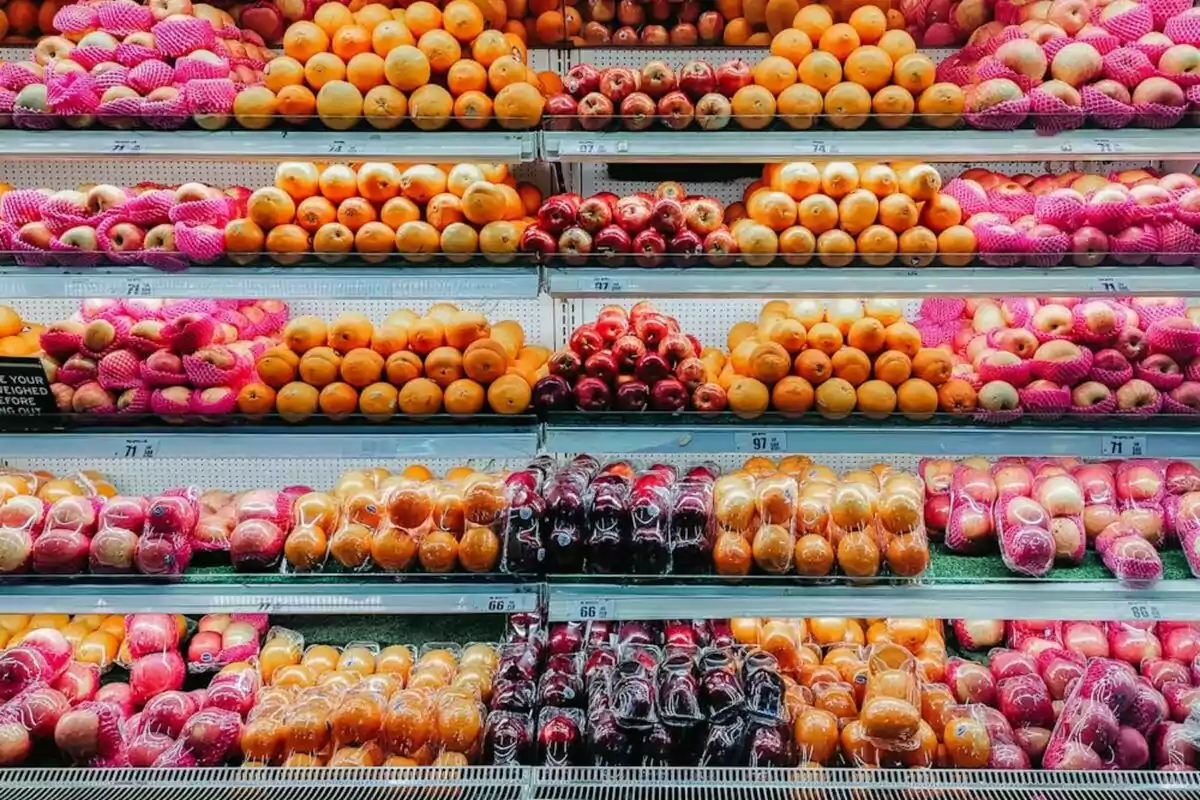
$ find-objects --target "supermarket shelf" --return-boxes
[0,130,538,162]
[0,766,528,799]
[545,266,1198,298]
[541,420,1192,457]
[0,425,539,459]
[0,580,538,614]
[0,265,540,300]
[542,128,1186,163]
[546,581,1200,622]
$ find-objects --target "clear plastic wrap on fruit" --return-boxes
[953,619,1007,651]
[947,464,998,554]
[203,664,260,720]
[946,657,998,706]
[144,488,200,538]
[859,645,922,753]
[656,650,703,727]
[129,651,186,707]
[537,706,584,767]
[1101,527,1165,587]
[1142,656,1193,691]
[139,689,198,739]
[502,481,546,575]
[989,648,1038,682]
[1063,621,1110,660]
[999,524,1056,577]
[584,473,631,575]
[1036,647,1086,702]
[484,710,533,766]
[741,649,786,727]
[699,714,749,767]
[698,647,746,723]
[539,652,584,709]
[1045,657,1143,770]
[53,700,127,766]
[629,469,672,575]
[187,615,264,674]
[544,469,588,573]
[179,706,242,766]
[997,673,1055,730]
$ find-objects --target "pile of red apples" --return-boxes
[547,59,756,133]
[0,181,253,268]
[941,0,1200,129]
[2,0,268,131]
[948,167,1200,265]
[39,298,287,420]
[521,183,731,266]
[915,295,1200,420]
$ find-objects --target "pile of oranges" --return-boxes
[240,1,552,131]
[283,466,505,574]
[0,305,44,358]
[710,456,929,580]
[759,5,966,130]
[708,299,951,421]
[237,303,546,422]
[244,633,495,767]
[732,161,977,266]
[229,162,541,264]
[0,612,129,672]
[731,616,990,769]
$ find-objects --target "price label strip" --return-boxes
[117,437,163,459]
[569,597,616,621]
[590,276,623,293]
[734,431,787,453]
[1127,602,1162,621]
[1100,435,1147,458]
[1090,277,1130,294]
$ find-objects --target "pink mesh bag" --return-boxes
[965,95,1030,130]
[1154,221,1196,266]
[1147,0,1191,27]
[190,386,239,416]
[0,88,14,121]
[182,349,251,388]
[1097,1,1154,40]
[1076,29,1121,54]
[52,3,99,35]
[13,101,58,131]
[40,196,95,236]
[116,383,152,416]
[175,223,226,263]
[150,387,192,416]
[97,2,155,36]
[1164,12,1200,45]
[128,60,174,95]
[935,53,975,87]
[241,302,289,337]
[0,63,42,92]
[1146,319,1200,359]
[242,30,267,47]
[1130,40,1171,63]
[115,43,159,68]
[979,358,1033,387]
[975,58,1037,93]
[120,190,174,226]
[68,47,115,72]
[941,179,990,216]
[49,235,103,268]
[97,94,143,129]
[1163,390,1200,416]
[1002,298,1037,327]
[999,524,1055,576]
[1118,384,1164,415]
[40,327,83,360]
[1070,392,1117,415]
[214,309,249,335]
[976,223,1024,266]
[174,56,229,83]
[1102,531,1164,586]
[122,297,164,320]
[1072,304,1123,345]
[140,93,188,130]
[1157,67,1200,90]
[1102,47,1157,87]
[182,78,236,118]
[1136,361,1185,391]
[126,326,168,357]
[1110,225,1161,264]
[1035,192,1086,229]
[169,199,231,228]
[93,66,131,93]
[162,313,216,354]
[1084,191,1137,233]
[974,404,1024,426]
[59,358,98,387]
[97,349,142,390]
[7,232,52,266]
[1033,347,1094,386]
[152,18,215,57]
[81,316,132,359]
[162,300,217,320]
[1133,101,1187,128]
[1042,37,1076,61]
[96,216,143,266]
[46,71,100,118]
[1186,359,1200,382]
[2,189,49,226]
[1082,85,1135,128]
[140,359,188,388]
[1020,226,1070,267]
[1019,384,1071,419]
[987,186,1036,218]
[913,318,952,345]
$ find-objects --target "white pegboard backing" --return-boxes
[0,457,538,493]
[0,48,29,62]
[5,297,554,345]
[573,159,1163,200]
[579,297,923,349]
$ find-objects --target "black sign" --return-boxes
[0,357,57,417]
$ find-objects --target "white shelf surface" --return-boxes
[543,128,1189,163]
[545,267,1196,298]
[546,581,1200,622]
[0,426,539,459]
[0,130,538,163]
[0,580,537,614]
[0,266,540,300]
[541,422,1189,458]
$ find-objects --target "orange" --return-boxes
[329,313,374,353]
[247,186,296,228]
[849,5,887,44]
[394,220,441,261]
[778,226,817,265]
[426,193,464,230]
[798,51,842,94]
[443,378,486,415]
[316,80,364,130]
[419,29,461,74]
[264,56,304,92]
[353,3,393,31]
[878,29,916,62]
[873,350,912,386]
[825,81,871,129]
[730,85,777,130]
[363,85,407,129]
[771,29,813,65]
[816,229,855,267]
[492,82,544,129]
[918,82,965,129]
[486,373,532,414]
[919,194,962,233]
[355,221,397,261]
[872,86,914,129]
[753,54,797,95]
[843,46,892,92]
[225,218,265,256]
[404,1,442,37]
[337,197,378,231]
[265,224,310,264]
[283,21,329,64]
[398,377,443,415]
[831,346,871,386]
[425,346,465,388]
[276,381,320,422]
[408,84,454,131]
[295,196,337,233]
[897,378,938,420]
[944,718,990,768]
[447,59,487,95]
[893,53,935,94]
[471,30,509,68]
[443,0,485,42]
[318,382,359,419]
[357,162,401,202]
[276,84,317,124]
[372,20,416,55]
[534,10,565,43]
[487,55,526,92]
[453,91,493,130]
[346,52,386,93]
[777,84,823,129]
[937,225,976,267]
[318,165,358,202]
[314,2,355,37]
[878,193,918,232]
[798,194,838,234]
[332,24,372,61]
[305,52,346,90]
[385,45,431,91]
[794,5,833,45]
[359,382,399,421]
[313,222,355,260]
[727,376,770,419]
[818,23,859,61]
[381,196,421,228]
[898,226,938,267]
[857,224,899,266]
[838,189,878,236]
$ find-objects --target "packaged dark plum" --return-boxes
[616,621,661,648]
[700,648,746,723]
[505,611,546,656]
[547,622,585,656]
[656,650,703,726]
[741,649,786,726]
[585,469,631,574]
[537,706,585,767]
[484,710,534,765]
[502,472,547,574]
[663,619,710,654]
[745,722,790,767]
[698,715,748,767]
[538,652,584,708]
[611,645,661,730]
[669,478,715,575]
[543,466,590,573]
[585,620,615,649]
[629,468,673,574]
[586,703,634,766]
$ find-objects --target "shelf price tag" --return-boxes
[483,595,518,613]
[1100,435,1147,457]
[1090,277,1130,294]
[327,139,360,155]
[1127,602,1162,621]
[110,138,143,153]
[801,140,839,155]
[734,431,787,453]
[590,276,622,293]
[117,437,162,459]
[1092,138,1123,154]
[572,140,610,155]
[569,597,615,621]
[125,279,154,297]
